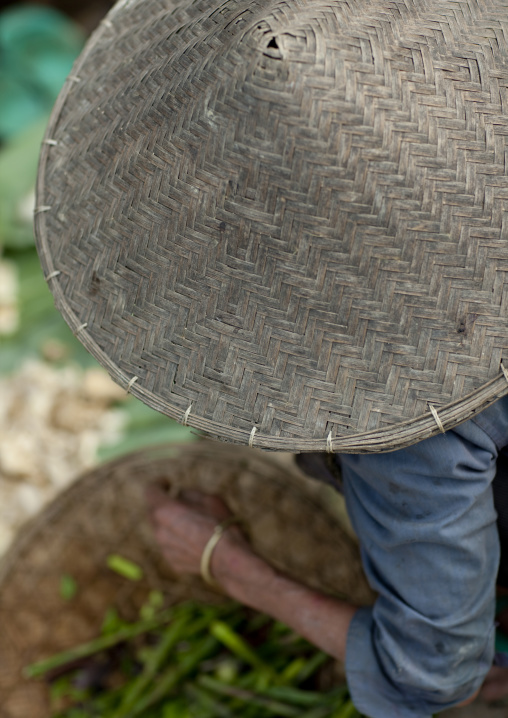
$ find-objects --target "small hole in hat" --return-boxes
[263,36,282,60]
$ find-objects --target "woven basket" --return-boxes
[0,441,373,718]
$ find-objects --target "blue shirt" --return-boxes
[340,395,508,718]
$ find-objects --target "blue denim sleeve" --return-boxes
[339,400,508,718]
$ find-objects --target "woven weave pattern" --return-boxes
[36,0,508,450]
[0,443,372,717]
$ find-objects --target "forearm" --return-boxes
[212,538,358,662]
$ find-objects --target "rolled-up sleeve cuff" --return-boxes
[346,607,491,718]
[346,607,432,718]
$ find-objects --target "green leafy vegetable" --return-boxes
[26,598,363,718]
[59,575,77,602]
[107,555,144,582]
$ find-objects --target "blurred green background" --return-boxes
[0,2,194,488]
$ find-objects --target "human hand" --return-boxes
[147,485,355,665]
[146,486,249,580]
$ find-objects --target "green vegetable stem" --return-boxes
[107,554,144,581]
[24,608,176,679]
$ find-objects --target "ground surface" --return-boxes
[443,700,508,717]
[0,359,125,555]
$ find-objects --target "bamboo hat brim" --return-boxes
[35,0,508,452]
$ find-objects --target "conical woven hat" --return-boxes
[0,442,372,718]
[35,0,508,452]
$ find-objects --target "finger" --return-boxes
[155,525,178,550]
[149,499,189,534]
[148,488,212,520]
[172,489,232,522]
[204,494,232,521]
[183,491,231,520]
[179,489,208,504]
[145,483,169,510]
[152,501,189,529]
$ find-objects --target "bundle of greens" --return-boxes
[26,588,360,718]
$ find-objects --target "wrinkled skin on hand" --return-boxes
[146,486,249,579]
